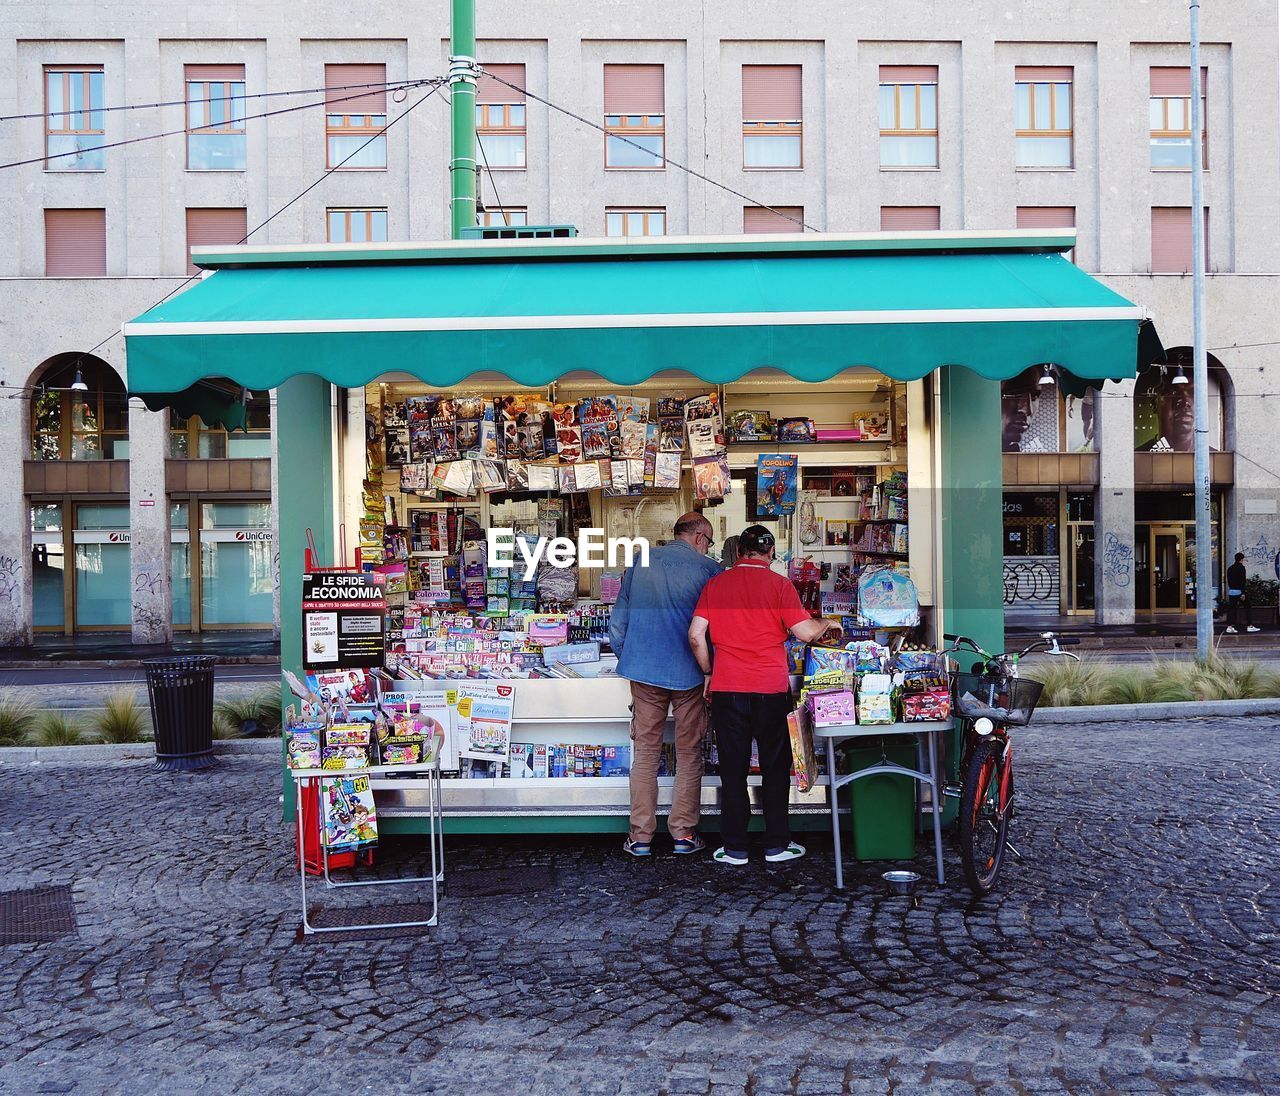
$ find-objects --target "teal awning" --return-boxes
[124,231,1148,392]
[134,378,249,432]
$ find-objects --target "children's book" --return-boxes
[321,773,378,849]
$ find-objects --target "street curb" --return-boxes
[0,738,280,765]
[1035,697,1280,724]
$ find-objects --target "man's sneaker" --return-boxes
[1247,626,1261,633]
[712,847,749,865]
[765,842,806,864]
[672,832,706,855]
[622,837,652,858]
[1225,626,1238,634]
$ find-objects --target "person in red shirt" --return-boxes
[688,525,840,865]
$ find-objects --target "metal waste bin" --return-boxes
[143,656,217,771]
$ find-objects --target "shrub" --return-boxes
[33,712,85,747]
[1023,657,1110,708]
[91,691,148,744]
[214,689,282,738]
[1101,670,1153,706]
[0,690,37,746]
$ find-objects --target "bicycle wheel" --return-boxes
[958,736,1012,896]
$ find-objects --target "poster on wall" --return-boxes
[302,572,387,669]
[1000,370,1060,453]
[1133,367,1219,452]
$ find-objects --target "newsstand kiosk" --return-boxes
[124,230,1153,837]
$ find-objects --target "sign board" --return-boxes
[302,572,386,669]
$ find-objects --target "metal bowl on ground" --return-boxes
[881,869,922,896]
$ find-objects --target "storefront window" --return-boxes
[30,358,129,460]
[170,391,271,458]
[73,503,130,628]
[31,503,65,629]
[171,502,191,627]
[199,501,273,625]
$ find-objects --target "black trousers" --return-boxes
[1227,595,1252,628]
[711,691,793,852]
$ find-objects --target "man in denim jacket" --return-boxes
[610,512,721,857]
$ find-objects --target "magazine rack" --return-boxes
[291,756,444,935]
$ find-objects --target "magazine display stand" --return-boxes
[292,756,444,935]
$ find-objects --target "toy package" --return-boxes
[807,688,857,727]
[856,673,895,725]
[321,723,373,769]
[902,687,952,723]
[852,641,891,673]
[786,704,819,793]
[804,645,859,678]
[286,725,323,769]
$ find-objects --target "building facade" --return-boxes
[1,1,1277,645]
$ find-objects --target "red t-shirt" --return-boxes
[693,559,810,694]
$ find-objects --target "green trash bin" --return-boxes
[843,737,917,860]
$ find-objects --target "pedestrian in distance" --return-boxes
[687,524,842,866]
[1224,551,1260,633]
[610,511,722,858]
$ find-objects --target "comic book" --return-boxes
[755,454,799,516]
[286,726,323,769]
[321,773,378,849]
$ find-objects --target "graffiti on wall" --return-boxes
[1102,532,1133,588]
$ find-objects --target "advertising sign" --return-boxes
[302,572,387,669]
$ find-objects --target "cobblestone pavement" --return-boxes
[1,717,1277,1094]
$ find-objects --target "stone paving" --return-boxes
[0,717,1277,1094]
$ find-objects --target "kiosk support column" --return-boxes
[939,368,1005,656]
[277,375,336,819]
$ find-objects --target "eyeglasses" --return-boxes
[698,531,714,548]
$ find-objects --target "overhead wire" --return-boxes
[49,81,447,375]
[0,77,444,171]
[479,68,817,232]
[0,76,437,124]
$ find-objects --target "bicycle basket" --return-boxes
[950,673,1045,727]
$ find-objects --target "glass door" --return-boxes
[1150,524,1185,613]
[72,503,131,629]
[1066,523,1095,613]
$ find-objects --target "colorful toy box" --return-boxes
[807,688,857,726]
[856,673,895,725]
[902,687,952,723]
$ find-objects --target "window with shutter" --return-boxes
[742,206,803,234]
[185,64,246,170]
[603,64,665,169]
[1149,67,1207,170]
[1014,66,1073,168]
[878,65,938,167]
[742,65,802,169]
[45,209,106,276]
[880,206,941,231]
[1151,207,1209,273]
[1016,206,1076,263]
[477,63,527,169]
[185,208,248,274]
[324,63,388,169]
[45,66,105,171]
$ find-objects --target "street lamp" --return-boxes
[69,368,88,392]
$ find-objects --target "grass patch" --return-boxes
[214,689,282,738]
[91,691,149,744]
[32,711,86,747]
[0,689,37,746]
[1026,655,1280,707]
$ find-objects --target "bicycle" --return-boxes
[939,631,1081,896]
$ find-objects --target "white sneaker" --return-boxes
[1247,626,1261,633]
[713,847,748,866]
[1225,626,1238,634]
[764,842,806,863]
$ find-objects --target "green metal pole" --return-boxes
[449,0,477,239]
